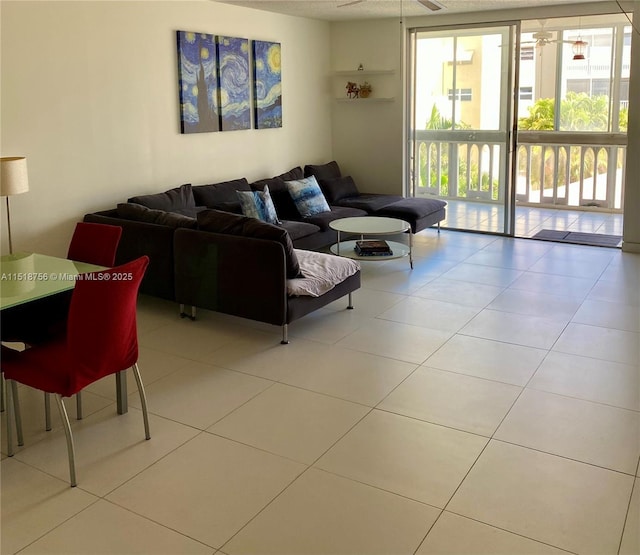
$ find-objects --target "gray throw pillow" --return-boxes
[116,203,197,228]
[128,183,195,212]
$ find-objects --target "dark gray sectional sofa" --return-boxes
[83,161,446,340]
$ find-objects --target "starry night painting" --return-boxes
[252,40,282,129]
[177,31,219,134]
[217,36,251,131]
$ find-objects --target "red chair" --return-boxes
[3,256,151,487]
[67,221,122,267]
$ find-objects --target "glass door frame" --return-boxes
[406,21,521,236]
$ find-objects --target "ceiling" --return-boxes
[212,0,608,22]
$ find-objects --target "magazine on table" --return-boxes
[354,240,393,256]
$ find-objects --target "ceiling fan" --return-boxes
[522,19,585,51]
[338,0,446,11]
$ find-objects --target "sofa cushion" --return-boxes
[376,198,447,218]
[116,203,197,229]
[285,176,331,217]
[237,185,280,224]
[251,177,300,221]
[304,160,341,181]
[197,209,301,278]
[334,193,404,213]
[279,220,320,242]
[301,205,367,231]
[276,167,304,181]
[319,175,360,204]
[192,178,251,209]
[128,183,196,213]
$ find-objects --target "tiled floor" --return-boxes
[442,200,624,240]
[2,230,639,555]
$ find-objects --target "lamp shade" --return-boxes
[1,157,29,196]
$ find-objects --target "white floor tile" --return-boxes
[509,272,596,299]
[18,500,213,554]
[448,440,634,555]
[529,351,640,411]
[224,469,440,555]
[572,298,640,332]
[315,409,487,507]
[127,360,273,429]
[552,323,639,366]
[279,345,417,406]
[495,388,640,474]
[424,335,546,386]
[416,512,570,554]
[335,319,453,364]
[620,480,640,555]
[1,459,97,555]
[377,296,481,332]
[412,276,504,308]
[13,405,199,496]
[460,310,567,349]
[106,433,305,549]
[442,263,523,288]
[379,367,521,436]
[209,383,369,464]
[487,289,581,322]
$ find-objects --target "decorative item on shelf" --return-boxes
[357,63,364,71]
[346,81,360,99]
[1,156,29,254]
[359,81,372,98]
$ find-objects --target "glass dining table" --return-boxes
[0,252,129,413]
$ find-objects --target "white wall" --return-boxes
[330,19,404,195]
[0,1,332,256]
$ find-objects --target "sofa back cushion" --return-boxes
[192,178,251,212]
[276,167,304,181]
[116,203,197,229]
[304,161,341,182]
[197,209,301,278]
[319,175,360,204]
[128,184,196,213]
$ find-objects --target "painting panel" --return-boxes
[217,36,251,131]
[252,40,282,129]
[177,31,219,134]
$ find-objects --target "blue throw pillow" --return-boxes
[236,185,280,224]
[285,176,331,217]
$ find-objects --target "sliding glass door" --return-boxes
[408,24,518,234]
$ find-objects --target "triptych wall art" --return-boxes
[177,30,282,134]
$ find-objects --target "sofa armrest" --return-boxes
[173,228,289,326]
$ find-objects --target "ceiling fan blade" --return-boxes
[338,0,364,7]
[417,0,445,11]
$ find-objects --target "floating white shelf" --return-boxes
[336,97,395,102]
[333,69,395,76]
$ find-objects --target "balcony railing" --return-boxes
[413,130,627,211]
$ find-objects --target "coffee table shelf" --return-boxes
[329,216,413,269]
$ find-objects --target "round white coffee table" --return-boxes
[329,216,413,269]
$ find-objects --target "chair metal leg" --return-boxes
[5,380,24,457]
[76,392,83,420]
[281,324,289,344]
[347,292,354,309]
[55,395,77,487]
[5,380,14,457]
[44,392,52,431]
[11,380,23,446]
[1,373,5,412]
[131,363,151,440]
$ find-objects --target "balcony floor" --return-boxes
[442,200,624,245]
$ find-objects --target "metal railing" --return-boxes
[413,131,627,211]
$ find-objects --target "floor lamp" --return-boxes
[1,157,29,254]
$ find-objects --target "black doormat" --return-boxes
[532,229,622,248]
